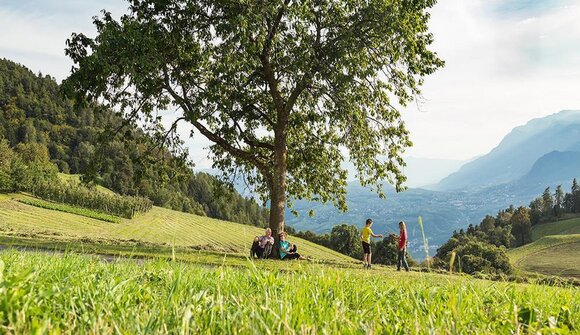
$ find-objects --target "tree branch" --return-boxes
[260,0,290,116]
[228,114,274,151]
[161,67,272,177]
[190,118,271,177]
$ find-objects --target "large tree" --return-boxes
[64,0,443,238]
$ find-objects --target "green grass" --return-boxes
[508,217,580,278]
[0,234,359,270]
[0,193,353,263]
[0,185,578,332]
[0,250,577,334]
[509,235,580,278]
[17,198,121,223]
[532,217,580,241]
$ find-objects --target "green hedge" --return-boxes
[17,198,121,223]
[29,181,153,219]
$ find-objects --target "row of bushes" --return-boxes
[29,181,152,219]
[1,141,152,218]
[18,198,121,223]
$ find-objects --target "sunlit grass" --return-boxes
[0,250,577,334]
[532,217,580,241]
[0,194,352,263]
[509,235,580,278]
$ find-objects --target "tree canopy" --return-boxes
[65,0,444,235]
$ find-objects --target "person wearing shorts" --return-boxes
[360,218,383,269]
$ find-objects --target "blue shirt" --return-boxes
[279,240,291,259]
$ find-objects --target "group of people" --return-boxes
[250,228,306,260]
[250,219,410,272]
[361,218,409,271]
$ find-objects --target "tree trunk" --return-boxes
[269,127,288,257]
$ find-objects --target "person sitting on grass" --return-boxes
[360,218,383,269]
[250,227,275,259]
[278,232,306,260]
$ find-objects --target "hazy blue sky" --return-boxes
[1,0,579,168]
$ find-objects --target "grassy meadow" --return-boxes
[57,173,117,196]
[0,249,578,334]
[0,190,579,333]
[532,217,580,241]
[507,217,580,278]
[508,234,580,278]
[0,193,352,263]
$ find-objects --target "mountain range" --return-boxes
[435,110,580,191]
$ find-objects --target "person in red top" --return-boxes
[397,221,410,272]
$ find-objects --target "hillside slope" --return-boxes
[509,217,580,278]
[531,217,580,241]
[0,193,352,263]
[0,58,268,227]
[508,234,580,278]
[521,151,580,185]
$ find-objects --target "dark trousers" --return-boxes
[283,245,300,260]
[397,249,409,271]
[251,241,272,259]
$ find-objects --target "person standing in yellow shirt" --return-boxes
[361,218,383,269]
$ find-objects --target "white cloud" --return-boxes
[1,0,579,165]
[404,0,580,160]
[0,1,127,81]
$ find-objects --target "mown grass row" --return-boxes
[0,195,353,262]
[17,198,121,223]
[0,250,577,334]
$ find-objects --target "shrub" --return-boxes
[455,240,513,275]
[18,198,121,223]
[30,180,153,219]
[435,237,513,275]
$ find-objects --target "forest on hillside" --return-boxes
[0,58,268,226]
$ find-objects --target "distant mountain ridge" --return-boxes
[522,151,580,184]
[436,110,580,191]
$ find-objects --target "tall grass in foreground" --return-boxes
[0,250,577,334]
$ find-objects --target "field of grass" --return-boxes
[0,193,352,263]
[532,217,580,241]
[0,250,577,334]
[0,188,578,333]
[509,234,580,278]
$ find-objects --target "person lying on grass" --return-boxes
[278,232,306,260]
[250,227,275,259]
